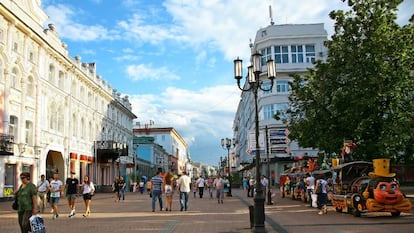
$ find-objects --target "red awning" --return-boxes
[80,155,88,161]
[88,156,94,163]
[70,153,78,160]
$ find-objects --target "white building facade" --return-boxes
[0,0,136,197]
[233,23,327,184]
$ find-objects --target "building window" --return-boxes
[11,68,19,89]
[261,81,273,95]
[260,47,272,66]
[276,80,290,93]
[26,76,34,97]
[81,117,85,139]
[263,104,275,120]
[25,120,33,146]
[275,103,290,119]
[72,114,77,137]
[13,42,18,52]
[291,45,304,63]
[305,45,316,63]
[80,86,85,102]
[58,71,65,90]
[9,115,18,139]
[274,45,289,64]
[49,102,57,130]
[71,81,77,97]
[48,64,55,84]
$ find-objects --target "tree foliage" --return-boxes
[286,0,414,163]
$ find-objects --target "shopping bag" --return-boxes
[29,214,46,233]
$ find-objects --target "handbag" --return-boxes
[12,196,18,210]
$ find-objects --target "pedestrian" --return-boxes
[164,171,174,211]
[223,176,230,196]
[213,174,224,204]
[139,179,144,194]
[305,173,315,207]
[15,172,38,233]
[36,174,49,213]
[118,176,126,201]
[207,176,214,199]
[80,175,95,217]
[49,172,63,219]
[196,175,205,198]
[192,181,197,198]
[112,177,119,202]
[261,175,269,201]
[248,176,255,197]
[65,171,79,217]
[46,177,53,208]
[150,171,164,212]
[242,177,248,191]
[146,179,152,196]
[315,174,329,215]
[176,171,191,211]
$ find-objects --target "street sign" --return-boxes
[285,138,291,145]
[284,129,290,136]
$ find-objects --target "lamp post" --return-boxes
[221,137,234,197]
[234,52,276,232]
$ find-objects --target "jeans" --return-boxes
[198,187,204,198]
[119,188,125,200]
[307,188,313,206]
[179,192,189,210]
[151,190,163,210]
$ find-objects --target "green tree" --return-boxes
[286,0,414,163]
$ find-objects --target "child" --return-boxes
[192,181,197,198]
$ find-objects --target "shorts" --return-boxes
[165,185,173,196]
[66,194,77,200]
[50,197,60,206]
[83,193,92,200]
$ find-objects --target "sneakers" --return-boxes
[69,209,75,218]
[52,213,59,219]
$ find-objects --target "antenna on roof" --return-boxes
[269,5,274,25]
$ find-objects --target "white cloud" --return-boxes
[128,85,240,149]
[44,4,118,41]
[126,64,180,81]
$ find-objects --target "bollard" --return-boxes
[249,205,254,228]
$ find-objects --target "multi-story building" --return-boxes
[233,23,328,185]
[133,125,189,176]
[0,0,136,197]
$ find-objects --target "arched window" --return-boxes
[48,64,55,84]
[26,76,34,97]
[80,117,85,139]
[72,113,77,137]
[58,71,65,90]
[71,80,77,97]
[11,67,19,89]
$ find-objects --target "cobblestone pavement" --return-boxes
[1,186,413,233]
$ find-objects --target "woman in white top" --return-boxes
[80,175,95,217]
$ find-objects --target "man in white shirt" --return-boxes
[305,173,315,207]
[196,176,205,198]
[49,172,63,219]
[248,176,255,197]
[213,174,225,204]
[37,174,49,213]
[177,171,191,211]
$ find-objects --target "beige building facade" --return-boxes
[0,0,136,197]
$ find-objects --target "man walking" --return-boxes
[49,172,63,219]
[196,175,205,198]
[118,176,126,201]
[37,174,49,213]
[214,174,224,204]
[65,171,79,217]
[150,171,164,212]
[177,171,191,211]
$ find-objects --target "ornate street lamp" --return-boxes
[234,52,276,232]
[221,137,234,197]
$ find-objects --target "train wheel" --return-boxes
[391,212,401,217]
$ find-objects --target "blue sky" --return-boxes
[41,0,413,166]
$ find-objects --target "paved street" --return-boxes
[1,187,413,233]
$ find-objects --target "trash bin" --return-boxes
[249,205,254,229]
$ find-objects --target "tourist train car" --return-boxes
[332,159,412,217]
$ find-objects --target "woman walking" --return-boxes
[15,172,38,233]
[164,171,174,211]
[81,175,95,217]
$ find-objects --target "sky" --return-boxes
[40,0,414,166]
